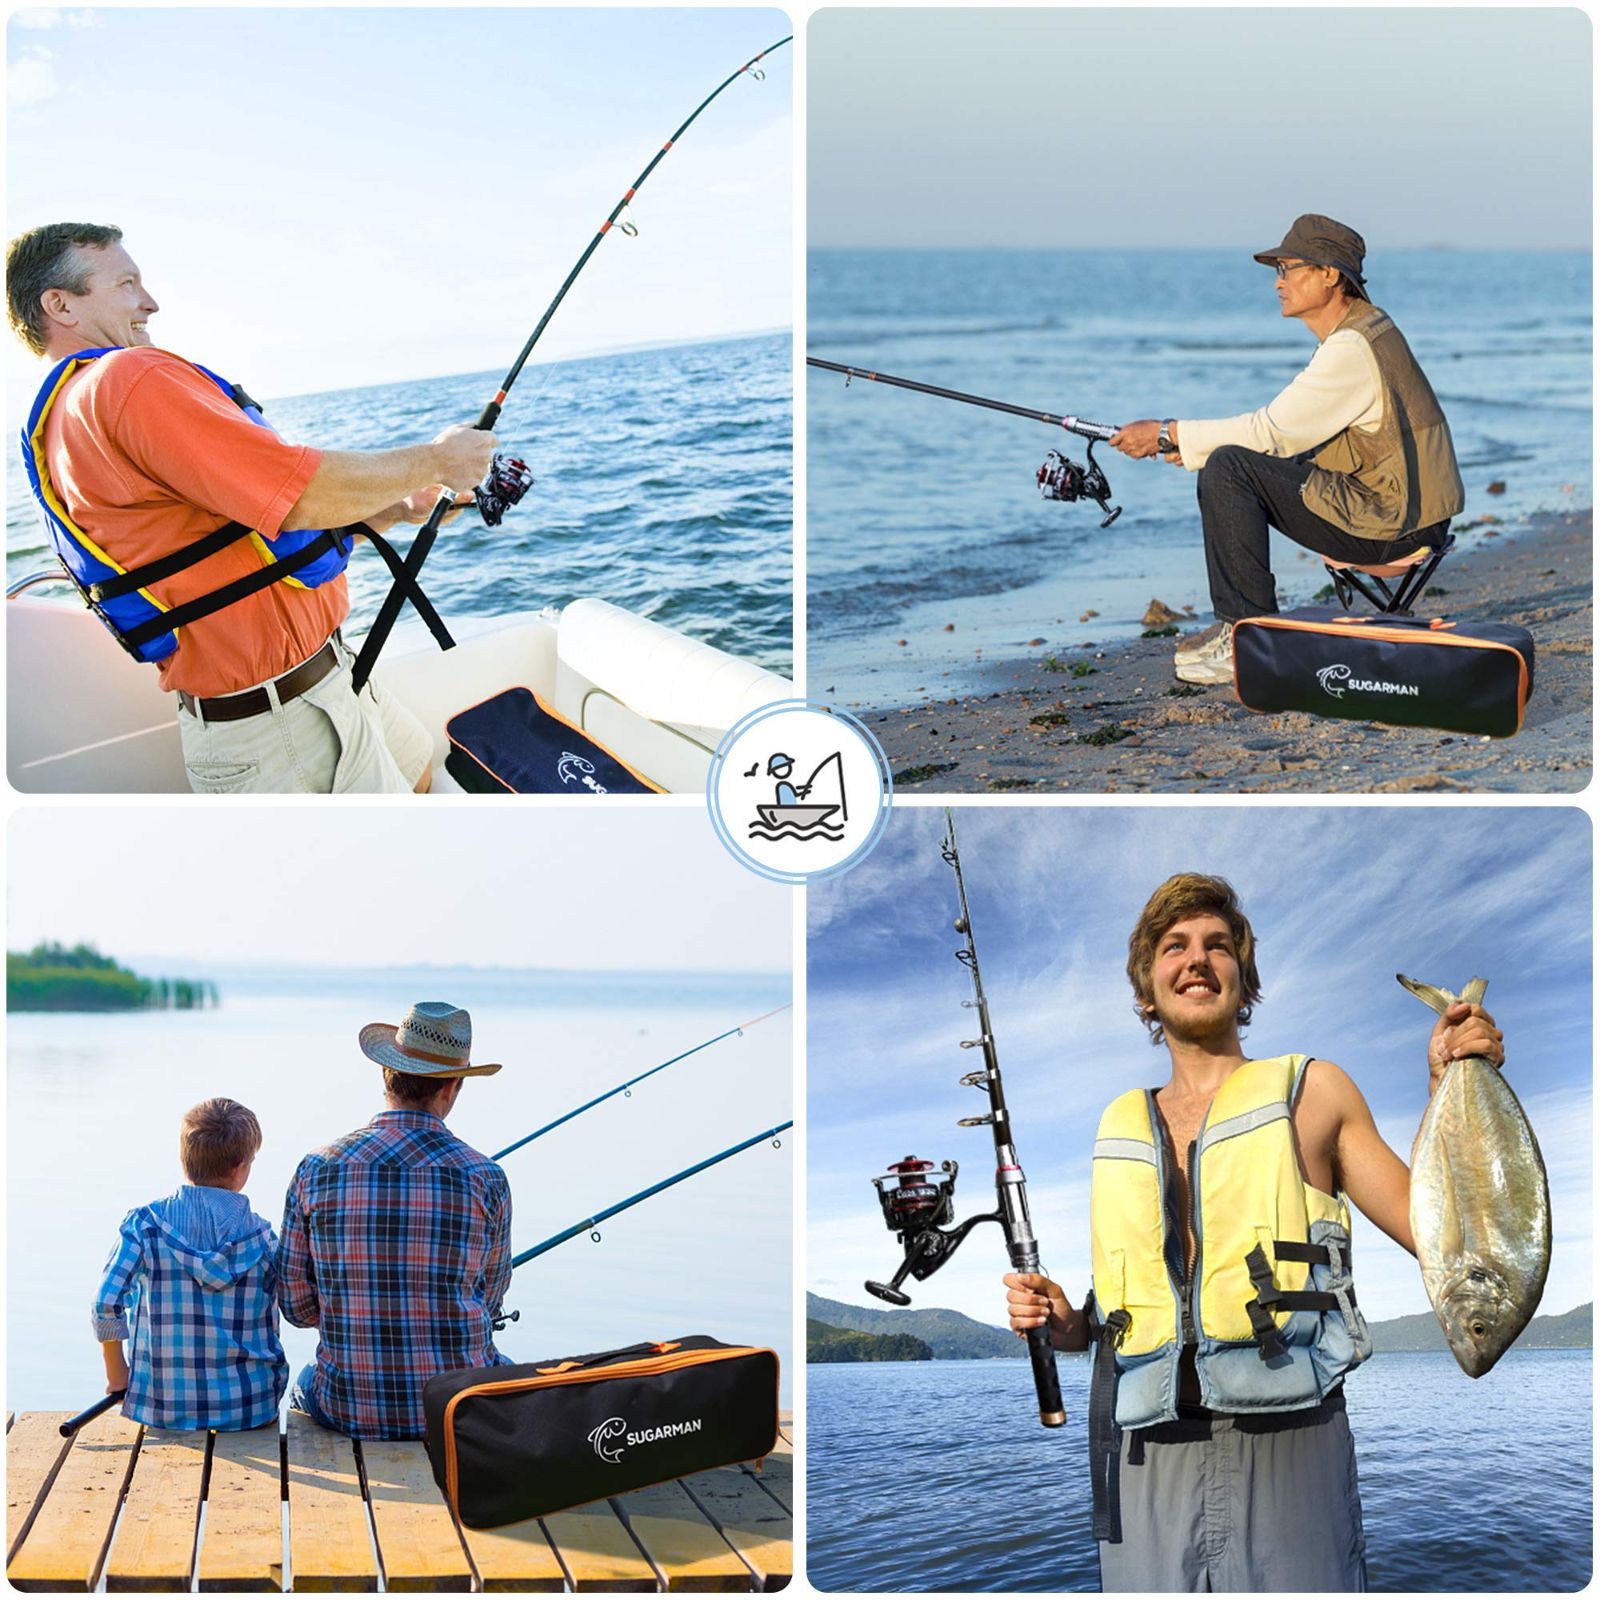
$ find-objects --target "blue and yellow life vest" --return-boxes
[21,346,353,664]
[1089,1054,1371,1431]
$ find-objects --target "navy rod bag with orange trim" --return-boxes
[445,687,664,793]
[1233,607,1534,738]
[423,1336,780,1528]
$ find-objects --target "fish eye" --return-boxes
[1471,1321,1487,1338]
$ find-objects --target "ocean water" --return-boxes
[805,1352,1592,1592]
[7,970,794,1414]
[7,331,793,674]
[807,249,1591,706]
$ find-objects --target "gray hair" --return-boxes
[6,221,123,355]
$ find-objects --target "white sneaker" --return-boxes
[1172,622,1225,666]
[1174,622,1235,686]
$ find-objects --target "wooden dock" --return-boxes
[7,1408,792,1592]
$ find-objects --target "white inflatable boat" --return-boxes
[6,571,792,793]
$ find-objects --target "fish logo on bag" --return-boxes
[1317,663,1352,698]
[588,1417,627,1463]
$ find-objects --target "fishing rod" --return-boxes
[59,1390,125,1439]
[492,1002,791,1162]
[511,1120,792,1269]
[352,36,793,693]
[808,356,1123,527]
[865,810,1065,1428]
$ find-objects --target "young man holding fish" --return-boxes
[6,221,497,795]
[1004,873,1507,1593]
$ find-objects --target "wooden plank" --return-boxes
[544,1500,659,1591]
[7,1409,142,1592]
[614,1480,751,1592]
[198,1423,283,1592]
[7,1413,74,1562]
[104,1427,208,1591]
[749,1449,791,1515]
[284,1412,376,1592]
[680,1467,791,1591]
[456,1516,567,1592]
[357,1440,471,1592]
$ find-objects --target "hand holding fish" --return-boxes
[1426,1000,1504,1092]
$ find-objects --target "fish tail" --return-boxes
[1396,973,1459,1015]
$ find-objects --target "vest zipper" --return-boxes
[1150,1101,1195,1348]
[1187,1138,1203,1349]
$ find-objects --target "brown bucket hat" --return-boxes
[1254,214,1368,296]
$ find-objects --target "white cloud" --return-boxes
[9,8,97,28]
[7,49,58,107]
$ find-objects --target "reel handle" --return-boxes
[1026,1322,1066,1427]
[864,1280,911,1307]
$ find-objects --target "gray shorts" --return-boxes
[1099,1391,1367,1593]
[176,636,432,795]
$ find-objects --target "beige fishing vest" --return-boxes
[1302,300,1465,542]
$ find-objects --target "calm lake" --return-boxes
[806,1351,1592,1591]
[8,970,793,1414]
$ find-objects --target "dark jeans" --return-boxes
[1196,445,1441,622]
[288,1361,343,1432]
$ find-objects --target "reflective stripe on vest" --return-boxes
[21,347,352,664]
[1090,1054,1371,1429]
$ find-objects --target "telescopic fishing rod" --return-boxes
[59,1390,125,1438]
[511,1120,793,1269]
[808,356,1124,526]
[351,36,793,693]
[865,810,1065,1428]
[492,1002,791,1162]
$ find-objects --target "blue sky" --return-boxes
[809,9,1592,249]
[809,806,1592,1329]
[8,807,792,974]
[6,8,791,401]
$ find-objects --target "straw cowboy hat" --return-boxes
[359,1001,502,1078]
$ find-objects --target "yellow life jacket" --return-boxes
[1089,1054,1371,1431]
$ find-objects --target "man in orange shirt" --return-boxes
[7,221,498,793]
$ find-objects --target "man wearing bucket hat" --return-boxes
[277,1002,514,1440]
[1110,214,1464,686]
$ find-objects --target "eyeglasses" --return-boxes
[1274,261,1322,280]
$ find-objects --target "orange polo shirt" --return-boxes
[41,345,347,697]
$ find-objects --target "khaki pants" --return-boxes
[177,637,432,795]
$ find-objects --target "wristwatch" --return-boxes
[1157,419,1177,456]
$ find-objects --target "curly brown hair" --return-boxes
[1126,873,1262,1046]
[180,1098,262,1184]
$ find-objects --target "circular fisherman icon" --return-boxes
[708,701,891,883]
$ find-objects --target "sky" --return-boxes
[6,8,791,402]
[809,8,1593,249]
[808,805,1592,1331]
[8,806,792,974]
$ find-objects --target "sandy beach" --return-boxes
[865,508,1592,795]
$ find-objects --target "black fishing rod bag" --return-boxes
[423,1336,780,1528]
[445,687,665,793]
[1232,607,1535,737]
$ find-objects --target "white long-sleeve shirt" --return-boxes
[1176,328,1384,471]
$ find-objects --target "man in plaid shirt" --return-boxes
[93,1098,288,1431]
[278,1002,514,1440]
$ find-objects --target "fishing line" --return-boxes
[492,1001,792,1162]
[352,35,793,692]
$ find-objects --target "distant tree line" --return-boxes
[6,943,219,1012]
[807,1318,934,1363]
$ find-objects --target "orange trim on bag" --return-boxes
[440,1344,780,1516]
[1231,615,1530,736]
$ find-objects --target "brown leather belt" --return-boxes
[176,638,340,723]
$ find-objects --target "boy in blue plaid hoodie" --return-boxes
[92,1098,288,1430]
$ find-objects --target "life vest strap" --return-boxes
[90,519,257,600]
[363,526,455,652]
[1243,1242,1343,1363]
[1086,1292,1130,1544]
[116,526,355,651]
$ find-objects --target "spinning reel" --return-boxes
[867,1155,1004,1306]
[1038,440,1121,527]
[475,451,536,527]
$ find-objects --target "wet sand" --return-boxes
[866,508,1592,795]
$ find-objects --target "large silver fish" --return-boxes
[1398,974,1551,1377]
